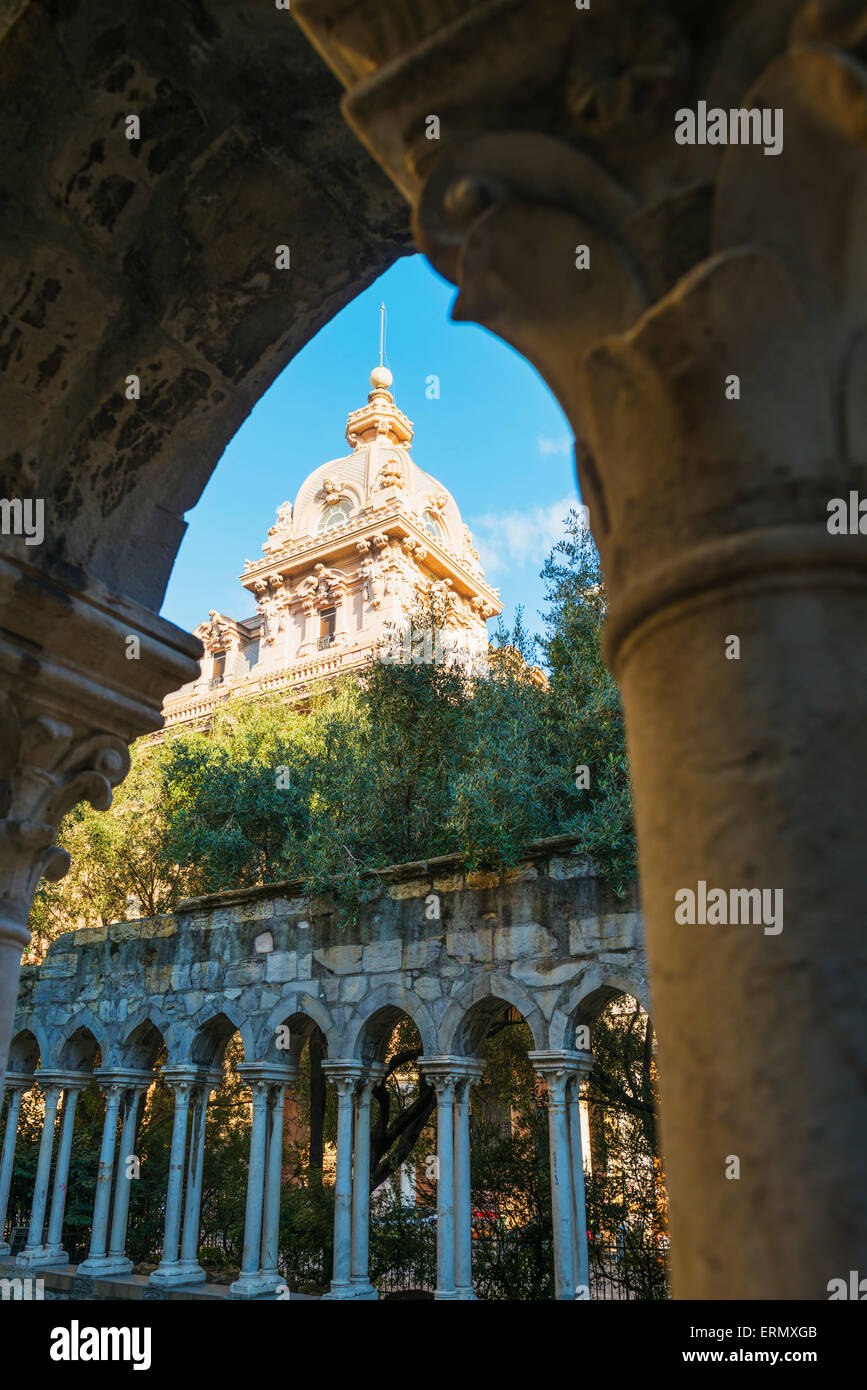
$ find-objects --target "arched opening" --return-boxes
[349,1004,436,1300]
[454,997,552,1301]
[573,989,667,1301]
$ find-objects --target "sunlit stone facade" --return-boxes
[162,366,502,727]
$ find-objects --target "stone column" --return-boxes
[16,1079,61,1267]
[0,1076,28,1255]
[103,1073,153,1276]
[176,1071,221,1286]
[230,1064,292,1299]
[349,1063,387,1300]
[259,1066,298,1295]
[79,1072,126,1274]
[452,1061,484,1301]
[567,1055,594,1300]
[530,1052,581,1300]
[149,1068,195,1287]
[42,1075,89,1266]
[321,1060,363,1300]
[292,0,867,1298]
[419,1058,458,1302]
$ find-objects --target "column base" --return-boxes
[149,1260,205,1288]
[79,1253,134,1277]
[434,1289,459,1300]
[228,1270,281,1299]
[0,1243,9,1256]
[255,1269,288,1295]
[16,1245,69,1269]
[454,1286,477,1300]
[322,1280,379,1300]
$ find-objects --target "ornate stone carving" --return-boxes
[375,454,405,490]
[292,0,867,1303]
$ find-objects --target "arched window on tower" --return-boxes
[318,499,352,532]
[422,510,446,543]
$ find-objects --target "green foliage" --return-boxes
[540,510,635,894]
[30,513,636,950]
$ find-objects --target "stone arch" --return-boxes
[439,974,548,1055]
[112,1013,169,1071]
[343,985,437,1061]
[0,6,408,611]
[257,993,339,1063]
[54,1013,106,1072]
[549,967,653,1052]
[177,1006,254,1067]
[6,1027,43,1076]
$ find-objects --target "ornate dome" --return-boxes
[284,367,465,552]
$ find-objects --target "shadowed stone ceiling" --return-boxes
[0,0,411,610]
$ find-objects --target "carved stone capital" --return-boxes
[295,0,867,661]
[0,550,200,1074]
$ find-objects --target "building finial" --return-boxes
[370,301,393,392]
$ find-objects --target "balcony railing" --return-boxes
[317,634,335,650]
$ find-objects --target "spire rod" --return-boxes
[379,302,385,367]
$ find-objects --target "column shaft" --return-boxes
[106,1089,143,1271]
[349,1079,376,1296]
[81,1086,124,1267]
[453,1079,473,1299]
[18,1085,61,1262]
[156,1085,191,1270]
[178,1087,210,1274]
[228,1083,270,1296]
[330,1079,356,1293]
[43,1087,81,1261]
[433,1082,456,1301]
[260,1084,286,1284]
[545,1076,576,1300]
[0,1088,23,1254]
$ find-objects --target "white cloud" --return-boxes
[537,435,573,458]
[468,496,583,576]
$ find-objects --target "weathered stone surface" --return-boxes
[11,847,645,1078]
[493,923,557,963]
[264,952,297,984]
[313,944,362,975]
[362,940,402,973]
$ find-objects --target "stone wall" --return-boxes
[12,837,647,1069]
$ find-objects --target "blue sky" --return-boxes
[161,254,581,644]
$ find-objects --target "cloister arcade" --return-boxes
[0,845,648,1299]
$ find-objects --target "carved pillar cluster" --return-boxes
[0,555,201,1080]
[529,1050,593,1301]
[419,1056,484,1301]
[228,1063,297,1299]
[321,1060,387,1300]
[150,1066,222,1290]
[77,1069,153,1276]
[293,0,867,1298]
